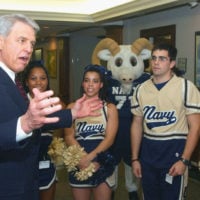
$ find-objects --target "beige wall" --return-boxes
[123,5,200,82]
[38,4,200,99]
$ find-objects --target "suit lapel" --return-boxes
[0,67,28,112]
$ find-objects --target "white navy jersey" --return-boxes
[131,75,200,141]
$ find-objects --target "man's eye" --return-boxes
[18,38,25,43]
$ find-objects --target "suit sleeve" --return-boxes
[41,109,73,132]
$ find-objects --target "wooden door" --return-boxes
[58,37,70,105]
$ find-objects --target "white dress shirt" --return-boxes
[0,61,32,141]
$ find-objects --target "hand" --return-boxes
[78,154,91,170]
[71,94,103,120]
[168,160,186,176]
[132,160,142,178]
[21,88,62,133]
[79,155,100,171]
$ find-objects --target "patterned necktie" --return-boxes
[15,76,29,104]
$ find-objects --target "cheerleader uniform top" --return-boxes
[74,104,107,152]
[69,103,116,187]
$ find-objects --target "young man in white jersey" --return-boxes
[131,43,200,200]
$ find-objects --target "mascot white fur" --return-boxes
[91,37,153,200]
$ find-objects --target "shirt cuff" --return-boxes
[16,117,32,142]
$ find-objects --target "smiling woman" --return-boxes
[64,64,118,200]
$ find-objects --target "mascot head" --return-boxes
[91,38,153,87]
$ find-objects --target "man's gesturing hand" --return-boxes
[71,94,103,120]
[21,88,62,133]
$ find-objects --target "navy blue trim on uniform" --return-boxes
[184,79,188,107]
[131,85,141,109]
[184,79,200,109]
[144,132,187,140]
[102,104,108,122]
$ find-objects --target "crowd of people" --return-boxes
[0,13,200,200]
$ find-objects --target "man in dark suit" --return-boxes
[0,14,102,200]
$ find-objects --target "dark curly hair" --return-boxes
[152,43,184,76]
[80,64,110,101]
[22,60,50,93]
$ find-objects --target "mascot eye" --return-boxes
[130,56,137,67]
[115,58,123,67]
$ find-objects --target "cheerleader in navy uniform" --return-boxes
[23,61,65,200]
[64,65,118,200]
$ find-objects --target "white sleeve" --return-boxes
[16,117,32,141]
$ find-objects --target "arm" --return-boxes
[46,94,103,131]
[21,89,62,133]
[21,90,102,134]
[64,103,80,146]
[169,113,200,176]
[86,103,118,161]
[131,115,143,178]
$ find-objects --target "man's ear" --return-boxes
[170,60,176,69]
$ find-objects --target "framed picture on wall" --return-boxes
[177,57,187,73]
[46,50,57,78]
[140,24,176,46]
[33,48,43,60]
[195,31,200,87]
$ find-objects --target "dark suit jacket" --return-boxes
[0,67,72,200]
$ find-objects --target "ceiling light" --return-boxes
[189,1,198,8]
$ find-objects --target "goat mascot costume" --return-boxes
[91,38,153,200]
